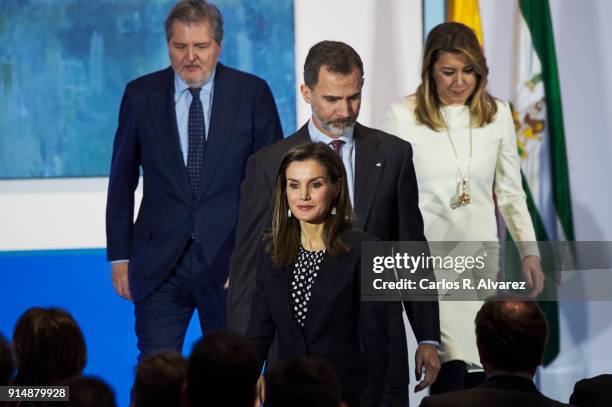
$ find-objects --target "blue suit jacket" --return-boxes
[106,63,283,302]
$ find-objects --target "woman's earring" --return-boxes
[331,206,337,215]
[288,209,292,218]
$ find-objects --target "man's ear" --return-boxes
[300,84,312,104]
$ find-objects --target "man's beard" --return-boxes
[313,109,356,138]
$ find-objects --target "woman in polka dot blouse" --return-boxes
[247,142,389,407]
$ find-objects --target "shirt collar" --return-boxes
[307,118,354,146]
[174,66,216,97]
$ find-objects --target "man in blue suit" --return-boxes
[106,0,282,359]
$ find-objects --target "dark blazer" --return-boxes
[569,374,612,407]
[229,122,440,342]
[106,63,283,302]
[420,375,569,407]
[247,230,389,407]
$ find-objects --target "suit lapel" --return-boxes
[354,123,384,230]
[275,262,305,338]
[148,67,192,199]
[196,63,239,201]
[304,252,344,332]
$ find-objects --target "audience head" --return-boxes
[415,21,497,130]
[265,357,346,407]
[0,333,15,385]
[55,375,116,407]
[12,307,87,386]
[187,330,259,407]
[476,297,548,376]
[270,142,352,266]
[301,41,364,138]
[133,351,187,407]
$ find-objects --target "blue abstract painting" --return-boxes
[0,0,295,178]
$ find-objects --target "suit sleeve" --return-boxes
[397,142,441,343]
[252,79,283,151]
[360,300,390,406]
[246,241,277,370]
[227,152,275,333]
[106,85,140,261]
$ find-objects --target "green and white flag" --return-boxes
[511,0,574,365]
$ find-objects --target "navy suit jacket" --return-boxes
[106,63,283,302]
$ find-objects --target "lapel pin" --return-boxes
[376,162,382,167]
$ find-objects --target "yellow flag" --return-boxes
[447,0,484,46]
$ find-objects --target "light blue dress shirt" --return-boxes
[174,68,215,164]
[307,120,355,207]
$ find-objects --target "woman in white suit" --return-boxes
[381,22,544,394]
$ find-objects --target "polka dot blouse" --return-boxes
[290,246,325,327]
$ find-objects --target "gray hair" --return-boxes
[164,0,224,44]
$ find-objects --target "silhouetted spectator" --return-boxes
[0,333,15,385]
[12,307,86,386]
[187,331,259,407]
[265,357,347,407]
[132,351,187,407]
[50,375,116,407]
[569,374,612,407]
[420,298,568,406]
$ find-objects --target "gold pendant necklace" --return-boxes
[442,108,473,210]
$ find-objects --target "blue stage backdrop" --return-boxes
[0,0,295,179]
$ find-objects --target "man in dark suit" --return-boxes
[228,40,440,405]
[420,298,568,407]
[106,0,282,359]
[569,374,612,407]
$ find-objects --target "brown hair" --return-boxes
[12,307,87,386]
[265,357,343,407]
[269,142,352,267]
[134,351,187,407]
[303,41,364,89]
[188,331,259,407]
[475,298,548,372]
[414,22,497,131]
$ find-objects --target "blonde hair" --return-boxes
[414,22,497,131]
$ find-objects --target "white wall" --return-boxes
[0,177,142,251]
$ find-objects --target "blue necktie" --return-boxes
[187,87,206,241]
